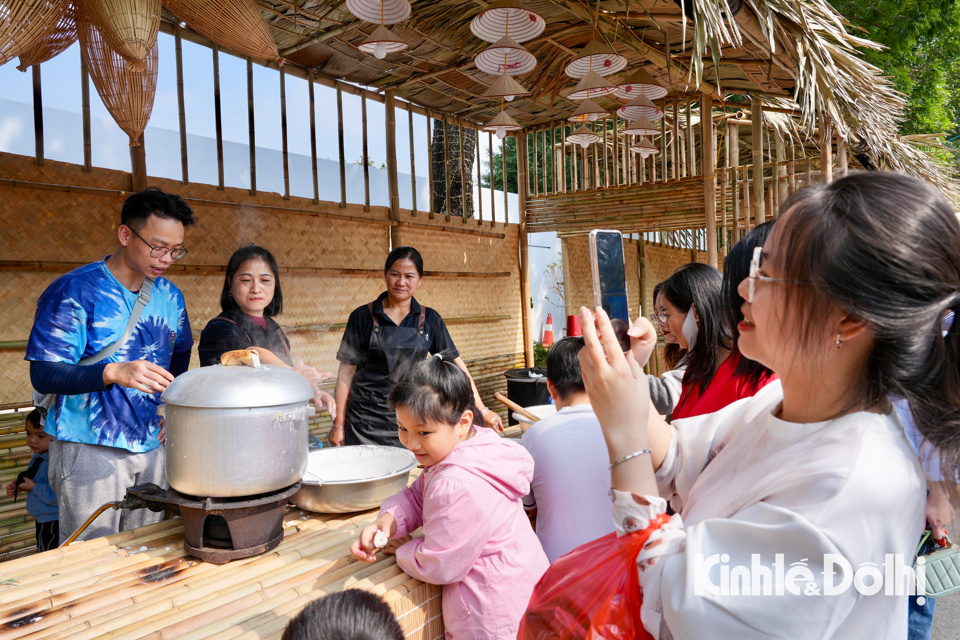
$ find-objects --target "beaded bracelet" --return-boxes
[609,448,653,470]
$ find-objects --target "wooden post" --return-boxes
[362,93,370,211]
[571,129,578,190]
[488,131,495,224]
[459,121,467,219]
[32,65,43,166]
[602,119,608,187]
[246,57,256,194]
[213,45,225,190]
[336,81,346,207]
[443,114,451,221]
[837,132,848,178]
[408,105,417,216]
[130,133,147,191]
[427,111,435,218]
[702,94,717,267]
[751,99,765,224]
[81,56,92,172]
[821,119,833,183]
[308,70,319,204]
[592,124,600,188]
[742,164,751,232]
[176,26,188,184]
[613,118,619,187]
[385,90,400,224]
[788,141,796,195]
[517,132,533,367]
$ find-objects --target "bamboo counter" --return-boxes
[0,494,443,639]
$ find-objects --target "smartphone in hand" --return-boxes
[589,229,631,352]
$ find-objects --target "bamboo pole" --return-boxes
[175,26,189,183]
[518,131,533,367]
[476,129,483,223]
[213,45,225,190]
[459,120,467,219]
[443,113,451,221]
[660,105,667,181]
[560,125,567,193]
[502,135,508,219]
[728,121,740,242]
[362,93,370,211]
[742,164,751,231]
[671,99,679,180]
[385,90,400,228]
[602,119,608,187]
[81,55,92,173]
[775,132,786,207]
[488,131,495,224]
[32,65,43,167]
[308,70,319,205]
[751,99,764,224]
[702,94,717,267]
[336,81,346,207]
[592,125,600,188]
[408,105,417,216]
[541,128,548,195]
[837,133,847,178]
[246,57,256,194]
[686,96,695,177]
[130,134,147,191]
[427,111,435,218]
[571,130,578,190]
[821,119,833,183]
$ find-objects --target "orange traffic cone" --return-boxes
[542,313,554,346]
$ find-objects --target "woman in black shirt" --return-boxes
[331,246,503,447]
[198,245,335,416]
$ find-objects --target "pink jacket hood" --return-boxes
[430,426,534,501]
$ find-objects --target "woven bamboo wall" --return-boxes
[0,151,523,559]
[527,177,707,235]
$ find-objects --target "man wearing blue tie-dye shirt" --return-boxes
[26,188,196,544]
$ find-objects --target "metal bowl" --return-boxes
[291,445,417,513]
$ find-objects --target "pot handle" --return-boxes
[306,406,317,417]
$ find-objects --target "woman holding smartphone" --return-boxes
[577,172,960,638]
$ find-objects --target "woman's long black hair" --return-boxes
[654,281,684,370]
[722,222,776,388]
[220,245,283,316]
[774,172,960,494]
[660,262,731,395]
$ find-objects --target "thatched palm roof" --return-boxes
[236,0,957,202]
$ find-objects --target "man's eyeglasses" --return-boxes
[746,246,816,302]
[128,226,188,260]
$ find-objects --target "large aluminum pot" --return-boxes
[292,445,417,513]
[162,364,314,497]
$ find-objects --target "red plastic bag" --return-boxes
[519,513,670,640]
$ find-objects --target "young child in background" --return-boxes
[5,410,59,551]
[351,352,548,640]
[281,589,403,640]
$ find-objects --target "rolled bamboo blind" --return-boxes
[162,0,281,63]
[78,5,158,146]
[16,0,77,71]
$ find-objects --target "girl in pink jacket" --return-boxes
[351,353,549,639]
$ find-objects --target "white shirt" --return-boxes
[521,404,615,562]
[614,381,926,639]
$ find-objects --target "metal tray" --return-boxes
[291,445,417,513]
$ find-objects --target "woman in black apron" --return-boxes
[331,247,503,447]
[198,245,335,416]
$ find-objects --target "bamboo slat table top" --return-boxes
[0,481,442,639]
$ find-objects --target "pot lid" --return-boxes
[162,364,314,408]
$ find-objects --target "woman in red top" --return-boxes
[659,259,775,420]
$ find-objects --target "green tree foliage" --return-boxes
[831,0,960,145]
[480,136,519,193]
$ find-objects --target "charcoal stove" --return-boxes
[122,482,301,564]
